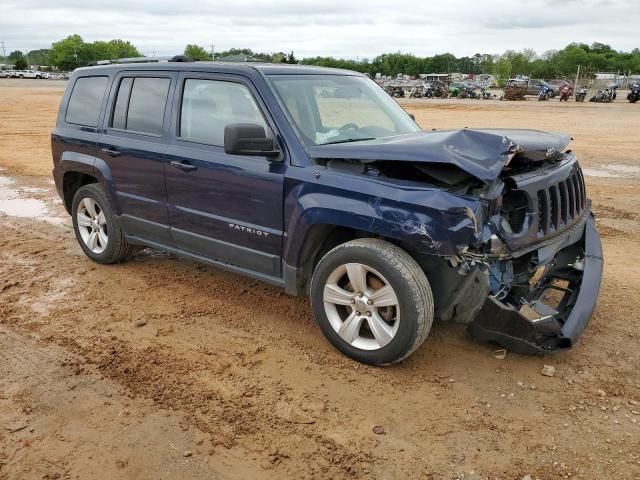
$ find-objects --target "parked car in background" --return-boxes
[526,79,559,98]
[449,81,473,91]
[0,70,8,78]
[449,82,479,98]
[549,79,573,89]
[51,62,603,365]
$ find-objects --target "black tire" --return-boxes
[310,238,434,365]
[71,183,134,264]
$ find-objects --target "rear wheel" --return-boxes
[72,183,134,264]
[310,239,433,365]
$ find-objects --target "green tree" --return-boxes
[26,49,50,67]
[108,39,140,59]
[8,50,24,62]
[184,44,211,61]
[88,41,112,62]
[14,57,28,70]
[50,34,85,70]
[281,51,297,64]
[493,56,513,83]
[49,34,143,69]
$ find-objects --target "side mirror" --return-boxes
[224,123,279,158]
[407,112,416,121]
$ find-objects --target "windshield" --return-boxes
[268,74,420,146]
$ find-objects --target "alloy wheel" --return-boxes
[76,197,108,254]
[322,263,400,350]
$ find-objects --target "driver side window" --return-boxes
[179,79,267,147]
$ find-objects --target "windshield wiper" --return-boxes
[321,137,376,145]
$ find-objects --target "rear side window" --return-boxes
[110,77,170,135]
[179,79,266,146]
[66,76,108,127]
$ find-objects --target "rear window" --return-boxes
[111,77,170,135]
[65,76,108,127]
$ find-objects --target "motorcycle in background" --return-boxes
[480,87,494,100]
[559,84,573,101]
[575,87,587,102]
[628,83,640,103]
[458,86,479,99]
[538,84,552,101]
[590,87,616,103]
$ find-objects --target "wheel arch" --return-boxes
[58,153,120,214]
[284,221,425,296]
[62,171,98,213]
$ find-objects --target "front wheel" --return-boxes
[72,183,134,264]
[310,239,434,365]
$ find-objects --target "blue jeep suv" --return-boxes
[52,60,603,365]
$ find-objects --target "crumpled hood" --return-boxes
[309,128,571,183]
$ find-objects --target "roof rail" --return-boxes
[89,55,194,66]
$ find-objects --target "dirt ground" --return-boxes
[1,79,639,480]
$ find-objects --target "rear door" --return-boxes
[164,72,286,277]
[97,71,176,243]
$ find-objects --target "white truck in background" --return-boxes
[13,70,49,79]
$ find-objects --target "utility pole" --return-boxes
[0,41,6,67]
[574,64,581,89]
[210,44,215,61]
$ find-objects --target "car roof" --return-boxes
[73,61,364,77]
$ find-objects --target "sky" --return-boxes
[1,0,639,59]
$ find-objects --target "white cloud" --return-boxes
[1,0,638,58]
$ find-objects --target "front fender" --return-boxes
[282,171,483,267]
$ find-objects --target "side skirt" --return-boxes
[125,234,287,290]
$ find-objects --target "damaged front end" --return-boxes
[467,215,603,354]
[459,146,604,354]
[309,128,603,354]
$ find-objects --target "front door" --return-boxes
[164,73,286,277]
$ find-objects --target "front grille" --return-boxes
[536,167,587,236]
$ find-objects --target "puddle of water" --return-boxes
[0,198,48,217]
[0,174,67,224]
[0,176,14,187]
[582,163,640,179]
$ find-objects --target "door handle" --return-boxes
[170,160,197,172]
[101,148,121,157]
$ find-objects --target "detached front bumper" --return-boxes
[468,214,603,354]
